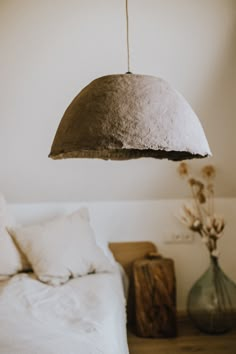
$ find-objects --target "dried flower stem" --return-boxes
[177,163,224,258]
[190,184,202,222]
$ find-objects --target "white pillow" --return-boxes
[10,208,114,285]
[0,195,26,279]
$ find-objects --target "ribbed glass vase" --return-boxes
[187,256,236,334]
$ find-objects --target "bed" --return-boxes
[0,196,130,354]
[0,267,128,354]
[0,194,158,354]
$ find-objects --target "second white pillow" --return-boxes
[10,208,113,285]
[0,194,30,279]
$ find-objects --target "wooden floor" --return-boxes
[128,319,236,354]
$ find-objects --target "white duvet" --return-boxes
[0,269,129,354]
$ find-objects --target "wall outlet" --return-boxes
[164,233,194,244]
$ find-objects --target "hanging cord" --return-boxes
[125,0,132,73]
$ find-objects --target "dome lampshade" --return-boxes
[49,74,211,161]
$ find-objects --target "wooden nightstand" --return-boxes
[133,254,177,338]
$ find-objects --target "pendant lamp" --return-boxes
[49,0,211,161]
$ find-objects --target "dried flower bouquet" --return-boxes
[177,163,224,258]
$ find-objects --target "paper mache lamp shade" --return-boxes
[49,74,211,161]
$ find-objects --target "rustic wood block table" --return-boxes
[133,255,177,338]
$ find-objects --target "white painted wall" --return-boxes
[1,1,235,310]
[0,0,235,202]
[9,198,236,311]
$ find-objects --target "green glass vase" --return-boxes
[187,256,236,334]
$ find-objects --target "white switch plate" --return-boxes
[164,233,195,244]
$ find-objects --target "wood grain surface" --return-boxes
[109,241,157,278]
[133,257,176,338]
[128,318,236,354]
[109,241,158,325]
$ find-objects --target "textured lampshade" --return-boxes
[49,74,211,161]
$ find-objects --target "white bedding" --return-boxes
[0,268,129,354]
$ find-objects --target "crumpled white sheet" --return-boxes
[0,269,129,354]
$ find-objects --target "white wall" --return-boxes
[9,198,236,311]
[1,1,235,310]
[0,0,235,202]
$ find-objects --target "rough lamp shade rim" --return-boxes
[49,74,211,161]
